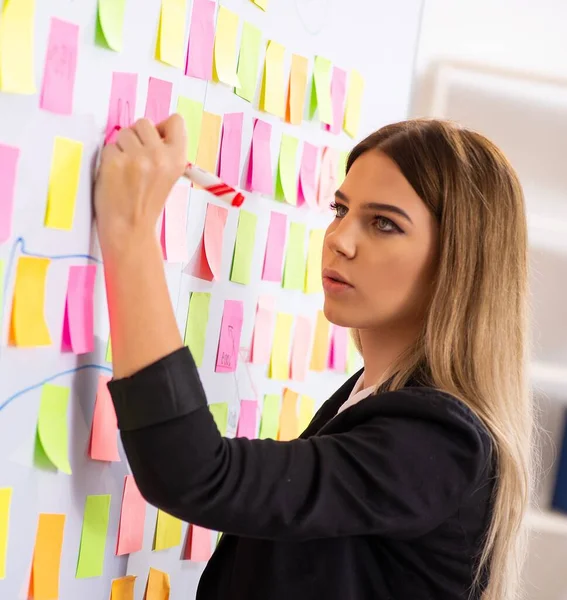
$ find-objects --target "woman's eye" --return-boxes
[330,202,347,218]
[374,216,400,233]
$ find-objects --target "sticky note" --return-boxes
[237,400,258,439]
[0,144,19,244]
[0,488,11,580]
[259,395,280,439]
[310,56,333,126]
[246,119,273,195]
[105,72,137,143]
[262,212,286,282]
[209,402,228,436]
[45,137,83,230]
[184,525,212,562]
[145,567,170,599]
[96,0,127,51]
[29,514,65,599]
[328,325,348,372]
[0,0,36,94]
[61,265,97,354]
[9,257,51,347]
[282,222,306,291]
[325,66,347,135]
[251,0,268,10]
[185,0,215,80]
[145,77,173,123]
[235,22,262,102]
[195,111,222,174]
[189,203,228,281]
[347,334,360,375]
[0,260,4,331]
[163,185,189,263]
[250,295,275,365]
[213,6,240,87]
[287,54,308,125]
[76,494,111,578]
[184,292,211,367]
[337,149,348,186]
[177,97,203,163]
[279,388,298,441]
[276,134,299,205]
[219,112,244,187]
[269,313,292,380]
[116,476,146,556]
[318,146,339,209]
[230,209,257,285]
[37,384,71,474]
[111,575,136,600]
[90,375,120,462]
[310,311,330,371]
[298,142,318,208]
[344,69,364,138]
[154,510,182,550]
[305,229,324,293]
[215,299,244,373]
[106,336,113,363]
[155,0,187,68]
[291,315,312,382]
[298,395,315,434]
[259,41,285,118]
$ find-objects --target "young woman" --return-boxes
[95,116,533,600]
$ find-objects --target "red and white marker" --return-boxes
[184,162,245,207]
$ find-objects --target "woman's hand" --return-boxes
[94,114,187,254]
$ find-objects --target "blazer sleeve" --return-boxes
[108,346,492,542]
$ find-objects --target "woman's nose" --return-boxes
[326,219,357,259]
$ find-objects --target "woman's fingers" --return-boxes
[115,127,143,154]
[157,114,187,150]
[132,118,162,147]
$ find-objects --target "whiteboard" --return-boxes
[0,0,423,598]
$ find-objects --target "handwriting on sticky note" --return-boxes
[189,203,228,281]
[260,41,285,118]
[0,144,19,244]
[97,0,127,51]
[219,112,244,187]
[37,384,71,474]
[237,400,258,439]
[116,476,146,556]
[298,395,315,434]
[61,265,96,354]
[145,77,173,123]
[155,0,187,68]
[305,229,324,293]
[283,222,306,291]
[30,514,65,600]
[177,97,203,163]
[291,315,312,382]
[215,300,244,373]
[185,525,212,562]
[196,111,222,174]
[279,388,299,441]
[90,375,120,462]
[318,146,339,210]
[184,292,211,367]
[76,495,111,578]
[213,6,240,87]
[344,69,364,138]
[111,575,136,600]
[230,209,257,285]
[208,402,228,436]
[310,56,333,126]
[247,119,273,195]
[310,311,330,371]
[287,54,308,125]
[250,295,275,365]
[0,0,36,94]
[328,325,348,372]
[162,185,188,263]
[262,212,287,282]
[298,142,318,209]
[326,67,347,135]
[185,0,215,80]
[0,488,12,580]
[259,395,280,439]
[154,510,182,551]
[235,22,262,102]
[106,72,137,143]
[269,313,293,380]
[276,134,299,206]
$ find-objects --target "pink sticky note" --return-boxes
[116,475,147,556]
[215,299,244,373]
[105,72,138,144]
[162,185,188,263]
[237,400,258,439]
[291,316,312,381]
[184,525,212,561]
[328,325,348,372]
[40,18,79,115]
[185,0,216,80]
[325,67,347,136]
[0,144,20,244]
[246,119,273,195]
[188,203,228,281]
[61,265,96,354]
[318,146,339,210]
[262,211,287,282]
[298,142,319,209]
[145,77,173,123]
[218,112,243,187]
[250,295,275,365]
[89,375,120,462]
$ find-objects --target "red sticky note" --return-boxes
[116,475,146,556]
[61,265,96,354]
[105,72,137,144]
[162,184,188,263]
[237,400,258,439]
[325,67,347,136]
[291,316,312,382]
[328,325,348,372]
[298,142,319,209]
[262,211,287,282]
[250,295,275,365]
[185,0,216,80]
[215,299,244,373]
[0,144,19,244]
[246,119,273,195]
[145,77,173,124]
[184,525,212,562]
[218,112,243,187]
[188,203,228,281]
[89,375,120,462]
[318,146,339,210]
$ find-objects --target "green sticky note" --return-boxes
[282,222,306,291]
[230,210,258,285]
[0,260,4,332]
[235,22,262,102]
[184,292,211,367]
[259,395,280,439]
[177,96,203,164]
[76,494,111,578]
[96,0,127,52]
[0,488,12,580]
[105,336,112,363]
[310,56,333,126]
[37,384,72,474]
[275,134,299,206]
[209,402,228,436]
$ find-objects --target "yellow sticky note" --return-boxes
[298,395,315,434]
[310,310,330,371]
[37,384,72,474]
[251,0,268,10]
[278,388,298,441]
[259,40,285,119]
[259,395,280,439]
[269,313,293,380]
[177,97,203,163]
[146,567,170,600]
[347,334,360,375]
[0,0,36,94]
[9,257,51,347]
[184,292,211,367]
[235,22,262,102]
[195,111,222,174]
[156,0,188,68]
[337,149,349,186]
[0,488,12,580]
[310,56,333,126]
[305,229,324,293]
[45,137,83,230]
[0,260,5,333]
[111,575,136,600]
[276,134,299,206]
[286,54,308,125]
[344,69,364,138]
[154,510,182,550]
[105,336,113,363]
[30,514,66,600]
[213,6,240,87]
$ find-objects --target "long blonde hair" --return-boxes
[348,119,533,600]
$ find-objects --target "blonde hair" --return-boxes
[348,119,533,600]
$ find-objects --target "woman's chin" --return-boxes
[323,297,356,328]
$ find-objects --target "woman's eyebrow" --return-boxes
[334,190,413,224]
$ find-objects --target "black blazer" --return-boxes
[109,346,494,600]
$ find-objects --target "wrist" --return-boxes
[98,223,160,264]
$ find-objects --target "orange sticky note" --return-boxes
[116,475,146,556]
[29,513,65,600]
[111,575,136,600]
[184,524,212,562]
[291,315,312,382]
[195,111,222,174]
[144,567,170,600]
[310,310,330,371]
[188,202,228,281]
[269,313,293,380]
[9,257,51,347]
[278,388,298,441]
[89,375,120,462]
[286,54,308,125]
[259,40,285,118]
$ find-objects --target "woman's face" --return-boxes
[322,150,439,333]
